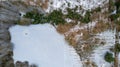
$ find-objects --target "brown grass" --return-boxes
[57,23,76,34]
[117,24,120,32]
[65,32,78,46]
[92,21,109,34]
[41,0,49,10]
[23,0,49,10]
[19,18,31,25]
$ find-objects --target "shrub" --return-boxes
[81,11,91,23]
[47,10,66,25]
[115,43,120,52]
[24,10,66,25]
[115,2,120,13]
[24,10,46,24]
[109,0,115,13]
[109,13,120,21]
[104,52,114,63]
[66,8,82,21]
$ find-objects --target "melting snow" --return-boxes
[9,24,82,67]
[90,30,115,67]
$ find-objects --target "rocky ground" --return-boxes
[0,1,44,67]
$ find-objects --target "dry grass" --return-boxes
[91,12,100,21]
[116,24,120,32]
[41,0,49,10]
[84,59,97,67]
[57,23,76,34]
[23,0,49,10]
[56,22,77,46]
[19,18,32,25]
[64,21,110,47]
[92,21,109,34]
[65,31,78,46]
[81,30,90,40]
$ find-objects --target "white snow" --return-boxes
[46,0,108,13]
[9,24,82,67]
[19,11,25,17]
[90,30,115,67]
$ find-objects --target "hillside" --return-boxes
[0,0,120,67]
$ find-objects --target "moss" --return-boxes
[104,52,114,63]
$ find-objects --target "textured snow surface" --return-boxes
[90,30,115,67]
[9,24,82,67]
[46,0,108,13]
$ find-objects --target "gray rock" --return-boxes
[0,1,45,67]
[22,61,29,67]
[15,61,23,67]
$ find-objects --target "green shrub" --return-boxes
[115,43,120,52]
[115,2,120,13]
[109,0,115,13]
[24,10,46,24]
[24,10,66,25]
[94,7,101,12]
[104,52,114,63]
[24,8,91,25]
[47,10,66,25]
[109,13,120,21]
[81,11,91,23]
[66,8,82,21]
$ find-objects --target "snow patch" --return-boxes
[9,24,82,67]
[46,0,108,13]
[90,30,115,67]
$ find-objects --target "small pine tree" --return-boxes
[104,52,114,63]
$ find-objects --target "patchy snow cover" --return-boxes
[90,30,115,67]
[65,21,97,36]
[9,24,82,67]
[46,0,108,13]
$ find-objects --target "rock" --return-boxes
[0,51,14,67]
[19,18,32,25]
[0,22,13,29]
[0,29,11,41]
[0,1,45,67]
[15,61,23,67]
[22,61,29,67]
[30,64,38,67]
[15,61,30,67]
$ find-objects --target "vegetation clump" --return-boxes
[24,7,92,25]
[81,11,91,23]
[115,43,120,52]
[115,1,120,13]
[66,8,82,21]
[104,52,114,63]
[47,10,65,25]
[24,10,46,24]
[24,10,66,25]
[109,0,115,13]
